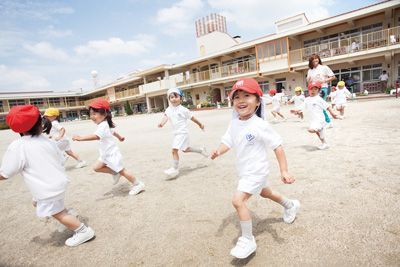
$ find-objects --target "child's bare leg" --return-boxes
[299,112,303,119]
[172,149,179,169]
[277,112,285,119]
[340,107,345,116]
[93,161,114,174]
[271,111,277,118]
[232,191,253,240]
[65,150,81,161]
[119,168,136,184]
[260,187,299,223]
[52,209,81,230]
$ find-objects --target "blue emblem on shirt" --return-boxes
[246,133,255,142]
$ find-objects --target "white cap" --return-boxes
[167,88,182,97]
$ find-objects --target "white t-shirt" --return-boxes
[329,91,337,104]
[49,121,65,139]
[379,73,388,81]
[0,135,69,200]
[335,87,352,105]
[164,105,193,135]
[94,121,119,158]
[305,95,329,124]
[291,95,305,109]
[271,95,281,109]
[307,64,335,88]
[221,115,282,181]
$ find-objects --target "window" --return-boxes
[8,99,26,107]
[0,101,3,112]
[66,97,76,106]
[362,64,382,82]
[333,67,362,93]
[258,81,269,93]
[195,94,200,100]
[257,38,287,61]
[48,97,60,106]
[30,98,44,106]
[275,78,286,93]
[66,111,78,121]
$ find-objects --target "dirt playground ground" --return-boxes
[0,97,399,266]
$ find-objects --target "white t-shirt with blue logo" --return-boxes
[221,115,282,181]
[165,105,193,135]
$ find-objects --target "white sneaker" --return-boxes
[326,122,334,128]
[230,236,257,259]
[75,160,87,169]
[200,146,208,157]
[318,143,329,150]
[112,173,121,185]
[164,167,179,178]
[65,226,95,247]
[283,200,300,224]
[129,181,145,195]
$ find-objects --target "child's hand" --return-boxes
[281,171,295,184]
[199,123,205,130]
[158,123,163,128]
[72,135,81,141]
[119,136,125,142]
[210,150,220,160]
[54,137,61,141]
[332,113,338,119]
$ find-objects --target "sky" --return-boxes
[0,0,379,93]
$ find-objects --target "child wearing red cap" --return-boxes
[211,78,300,259]
[43,108,87,168]
[72,98,145,195]
[158,88,207,179]
[0,105,95,247]
[267,89,285,122]
[305,82,339,150]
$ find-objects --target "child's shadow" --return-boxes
[299,145,318,152]
[31,216,92,247]
[96,183,141,201]
[216,212,284,266]
[165,163,209,181]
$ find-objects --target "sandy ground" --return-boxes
[0,97,399,266]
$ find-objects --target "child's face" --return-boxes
[295,91,301,96]
[45,115,57,121]
[338,86,344,90]
[309,87,320,96]
[169,93,181,106]
[90,109,106,124]
[233,90,259,120]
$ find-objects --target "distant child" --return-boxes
[268,89,285,121]
[334,81,352,118]
[305,82,339,150]
[288,87,305,120]
[43,108,87,168]
[211,78,300,259]
[0,105,95,247]
[328,86,337,109]
[158,88,207,178]
[72,98,145,195]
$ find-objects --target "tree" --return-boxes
[124,101,133,115]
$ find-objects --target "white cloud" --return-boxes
[74,35,156,57]
[207,0,333,34]
[0,65,50,91]
[40,25,73,38]
[0,1,74,20]
[24,42,70,61]
[71,78,92,91]
[155,0,205,35]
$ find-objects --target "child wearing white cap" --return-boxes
[211,78,299,259]
[158,88,207,178]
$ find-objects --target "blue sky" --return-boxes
[0,0,378,92]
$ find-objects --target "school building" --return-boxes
[1,0,400,123]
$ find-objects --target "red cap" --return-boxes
[6,105,40,133]
[268,89,277,95]
[230,78,263,98]
[89,98,110,111]
[308,81,322,90]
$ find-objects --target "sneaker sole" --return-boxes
[66,231,95,247]
[230,246,257,259]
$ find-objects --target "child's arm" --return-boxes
[210,143,230,160]
[0,175,6,180]
[326,106,339,119]
[54,128,65,141]
[274,145,295,184]
[191,116,204,130]
[72,134,99,141]
[112,131,125,142]
[158,114,168,128]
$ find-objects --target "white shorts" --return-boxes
[237,177,268,195]
[309,121,326,131]
[99,151,124,173]
[272,106,280,112]
[172,134,189,151]
[56,138,71,151]
[35,194,65,218]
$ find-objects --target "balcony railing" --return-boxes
[176,59,257,87]
[289,26,400,65]
[115,87,140,99]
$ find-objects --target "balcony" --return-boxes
[175,59,257,87]
[289,26,400,65]
[140,79,177,94]
[115,87,141,99]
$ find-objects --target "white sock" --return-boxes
[74,223,87,233]
[173,160,179,170]
[280,197,294,209]
[240,220,253,240]
[319,128,326,143]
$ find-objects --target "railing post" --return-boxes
[396,80,399,99]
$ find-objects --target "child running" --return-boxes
[268,89,285,121]
[305,82,339,150]
[0,105,95,247]
[210,78,300,259]
[288,87,305,120]
[328,86,337,110]
[158,88,207,178]
[72,98,145,195]
[334,81,352,118]
[43,108,87,168]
